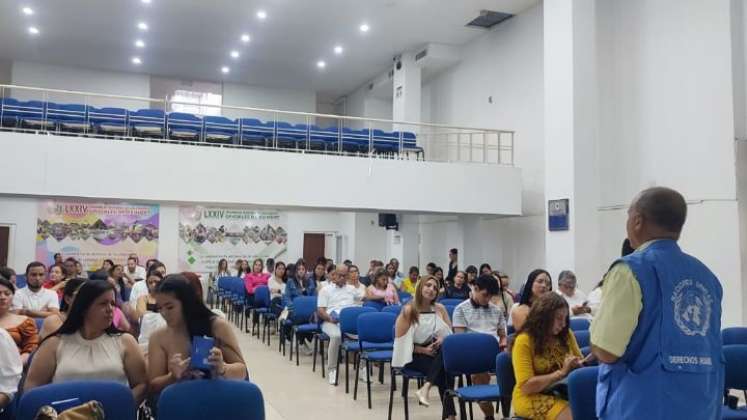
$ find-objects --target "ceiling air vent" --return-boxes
[466,10,513,29]
[415,49,428,62]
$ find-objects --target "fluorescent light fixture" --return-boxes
[317,60,326,69]
[221,66,230,74]
[230,50,240,59]
[22,7,34,16]
[256,10,267,20]
[333,45,343,55]
[28,26,39,35]
[359,23,370,32]
[137,22,148,31]
[241,34,250,43]
[132,57,142,65]
[135,39,145,48]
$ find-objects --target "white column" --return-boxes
[392,52,422,125]
[543,0,600,290]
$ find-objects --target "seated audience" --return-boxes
[491,271,515,319]
[0,328,22,412]
[347,265,366,303]
[443,271,470,299]
[148,275,247,397]
[392,275,454,419]
[510,269,552,331]
[109,264,133,302]
[99,259,114,273]
[433,267,445,291]
[123,256,146,284]
[62,258,78,282]
[135,272,163,320]
[282,264,302,307]
[24,280,148,404]
[42,264,66,298]
[215,258,231,279]
[89,270,132,333]
[366,270,400,306]
[243,258,270,306]
[512,293,583,420]
[425,262,437,276]
[53,253,63,265]
[137,272,166,356]
[129,261,166,310]
[465,265,478,286]
[317,264,362,384]
[305,261,326,296]
[389,258,404,286]
[479,263,493,276]
[451,274,507,420]
[556,270,591,320]
[75,260,88,279]
[497,271,518,300]
[400,266,419,295]
[267,261,287,308]
[295,261,308,294]
[40,277,86,339]
[12,262,60,318]
[0,267,15,286]
[0,277,39,364]
[386,263,401,289]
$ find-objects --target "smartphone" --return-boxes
[190,336,215,372]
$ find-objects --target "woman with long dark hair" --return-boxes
[510,269,551,331]
[40,277,86,339]
[511,293,583,420]
[148,275,246,396]
[24,281,147,403]
[305,261,326,296]
[490,271,515,320]
[215,259,231,279]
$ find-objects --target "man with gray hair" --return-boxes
[556,270,592,320]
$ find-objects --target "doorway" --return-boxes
[303,233,325,266]
[0,226,9,267]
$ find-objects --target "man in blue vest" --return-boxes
[591,187,723,419]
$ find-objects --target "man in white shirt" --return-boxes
[556,270,592,320]
[124,255,147,283]
[12,262,59,318]
[317,264,363,385]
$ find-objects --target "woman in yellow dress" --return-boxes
[512,293,584,420]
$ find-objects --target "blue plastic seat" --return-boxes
[18,381,136,420]
[570,318,591,331]
[47,103,89,132]
[285,296,317,363]
[381,305,402,315]
[442,333,501,418]
[10,100,53,129]
[341,127,369,153]
[129,108,165,137]
[723,328,747,346]
[398,131,423,159]
[158,379,264,420]
[239,118,273,146]
[568,366,599,420]
[574,330,591,348]
[88,106,128,135]
[495,352,518,418]
[373,129,399,154]
[438,298,465,306]
[15,274,27,288]
[274,121,306,148]
[203,116,238,144]
[355,312,397,408]
[336,306,377,391]
[0,97,19,127]
[167,112,202,141]
[444,304,456,321]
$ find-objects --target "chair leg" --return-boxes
[313,337,318,372]
[402,377,410,420]
[321,341,327,379]
[344,350,349,393]
[295,333,300,366]
[500,396,511,418]
[388,370,395,420]
[366,359,372,409]
[353,354,360,400]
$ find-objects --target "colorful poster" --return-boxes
[36,201,159,271]
[178,206,287,272]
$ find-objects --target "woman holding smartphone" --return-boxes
[148,275,247,400]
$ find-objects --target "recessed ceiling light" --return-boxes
[137,22,148,31]
[132,57,142,65]
[359,23,370,33]
[230,50,240,59]
[256,10,267,20]
[334,45,343,55]
[28,26,39,35]
[135,39,145,48]
[21,7,34,16]
[221,66,230,74]
[141,0,151,3]
[241,34,250,43]
[317,60,326,69]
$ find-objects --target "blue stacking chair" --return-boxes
[495,352,520,419]
[88,106,128,135]
[570,318,591,332]
[439,298,465,306]
[18,381,136,420]
[341,128,369,153]
[442,333,501,420]
[382,305,402,316]
[399,131,423,159]
[308,125,338,150]
[574,330,591,348]
[47,103,89,133]
[723,328,747,346]
[129,108,165,138]
[336,306,378,391]
[723,344,747,419]
[284,296,318,364]
[0,97,19,127]
[255,285,278,346]
[274,121,306,149]
[373,129,399,155]
[203,116,239,145]
[167,112,202,141]
[355,312,397,408]
[158,380,265,420]
[398,291,412,304]
[363,300,386,311]
[568,366,599,420]
[239,118,273,147]
[388,362,428,420]
[11,100,53,130]
[444,305,456,321]
[15,274,27,288]
[251,285,271,337]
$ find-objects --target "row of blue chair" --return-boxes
[0,97,423,157]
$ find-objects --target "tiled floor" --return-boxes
[235,325,449,420]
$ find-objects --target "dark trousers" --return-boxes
[405,352,456,419]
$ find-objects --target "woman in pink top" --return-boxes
[365,269,400,305]
[243,258,271,296]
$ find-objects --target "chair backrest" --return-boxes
[253,285,271,307]
[18,381,136,420]
[16,274,27,288]
[438,298,465,306]
[443,304,456,321]
[382,305,402,315]
[158,379,265,420]
[569,318,591,331]
[567,366,600,420]
[357,312,397,344]
[363,300,385,311]
[442,333,500,375]
[495,352,515,398]
[339,306,377,336]
[574,330,591,348]
[722,327,747,346]
[291,296,317,323]
[397,291,412,303]
[724,344,747,390]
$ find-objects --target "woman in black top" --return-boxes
[443,271,470,299]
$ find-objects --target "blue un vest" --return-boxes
[596,240,724,419]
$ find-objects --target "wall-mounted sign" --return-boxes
[548,199,570,231]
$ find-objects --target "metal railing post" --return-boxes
[273,112,278,149]
[305,114,310,151]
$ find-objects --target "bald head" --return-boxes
[627,187,687,248]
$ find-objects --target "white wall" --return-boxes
[221,82,316,124]
[10,61,151,109]
[420,4,545,285]
[340,83,393,130]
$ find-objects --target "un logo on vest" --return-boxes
[672,279,713,336]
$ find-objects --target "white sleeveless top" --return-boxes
[53,331,128,386]
[392,310,452,368]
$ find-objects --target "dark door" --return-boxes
[303,233,325,266]
[0,226,8,267]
